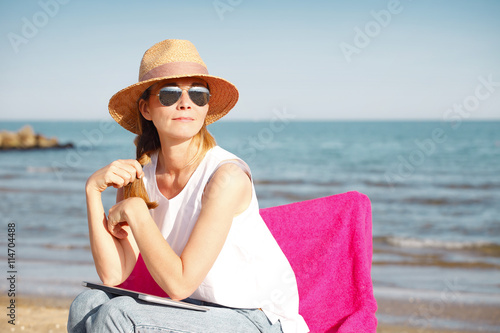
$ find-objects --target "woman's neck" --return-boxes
[155,136,203,200]
[157,137,197,176]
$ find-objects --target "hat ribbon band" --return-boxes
[140,62,209,82]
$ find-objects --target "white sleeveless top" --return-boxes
[142,146,309,333]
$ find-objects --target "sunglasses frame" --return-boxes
[155,85,211,107]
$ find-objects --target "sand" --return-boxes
[1,295,498,332]
[1,296,72,333]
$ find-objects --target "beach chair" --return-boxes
[260,191,378,332]
[119,191,378,332]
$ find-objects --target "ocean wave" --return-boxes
[264,191,314,202]
[363,180,409,188]
[438,182,500,190]
[43,243,90,250]
[255,179,343,187]
[377,236,500,252]
[0,173,17,180]
[401,197,488,206]
[374,286,500,305]
[373,236,500,268]
[0,186,80,194]
[26,166,63,173]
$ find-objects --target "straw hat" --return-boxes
[109,39,239,134]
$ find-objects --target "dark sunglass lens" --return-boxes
[158,87,182,106]
[188,87,210,106]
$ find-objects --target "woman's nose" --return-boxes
[177,90,192,110]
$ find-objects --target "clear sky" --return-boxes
[0,0,499,121]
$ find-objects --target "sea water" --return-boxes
[0,120,499,305]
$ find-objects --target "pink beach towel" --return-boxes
[118,191,377,332]
[259,191,378,332]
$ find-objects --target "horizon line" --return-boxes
[1,118,500,123]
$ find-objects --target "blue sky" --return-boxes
[0,0,499,121]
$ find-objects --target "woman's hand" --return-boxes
[107,197,150,239]
[86,159,144,193]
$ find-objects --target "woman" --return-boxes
[67,39,309,333]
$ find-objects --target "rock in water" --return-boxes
[0,125,74,150]
[18,125,37,148]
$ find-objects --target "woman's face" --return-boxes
[139,77,209,142]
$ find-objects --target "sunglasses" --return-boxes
[155,86,211,107]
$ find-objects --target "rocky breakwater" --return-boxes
[0,125,74,150]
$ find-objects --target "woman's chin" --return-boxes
[160,128,202,142]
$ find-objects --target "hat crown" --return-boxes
[138,39,207,81]
[109,39,238,134]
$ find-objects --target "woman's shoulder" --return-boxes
[210,146,243,162]
[207,146,252,180]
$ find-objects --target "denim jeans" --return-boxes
[67,289,283,333]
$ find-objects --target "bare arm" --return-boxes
[107,163,252,300]
[86,159,143,285]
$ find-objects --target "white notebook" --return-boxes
[82,281,209,312]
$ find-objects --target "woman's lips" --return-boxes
[173,117,194,122]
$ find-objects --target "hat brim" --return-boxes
[109,74,239,134]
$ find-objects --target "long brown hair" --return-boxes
[123,89,216,209]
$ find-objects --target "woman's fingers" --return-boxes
[87,159,144,193]
[108,166,134,187]
[107,173,130,188]
[106,198,147,239]
[107,202,129,239]
[130,159,144,179]
[109,222,128,239]
[106,160,144,188]
[114,159,144,179]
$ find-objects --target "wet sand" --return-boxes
[376,297,500,333]
[0,295,498,332]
